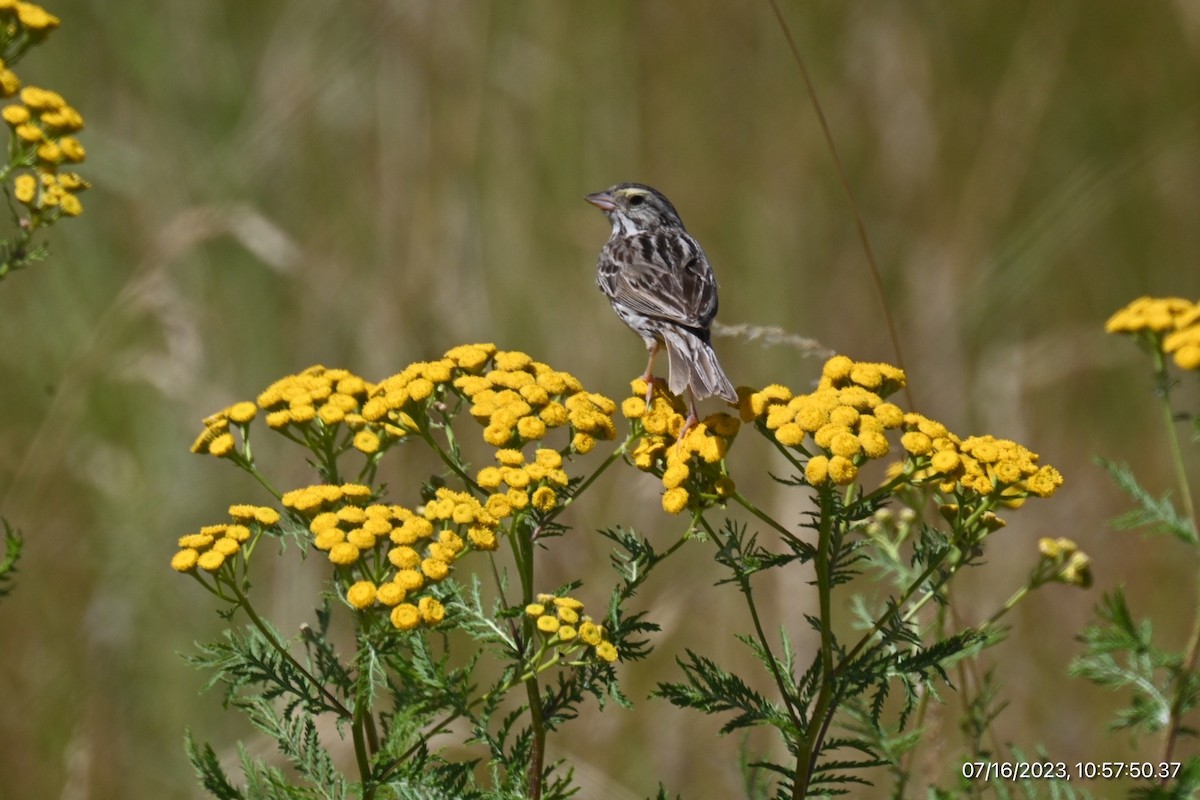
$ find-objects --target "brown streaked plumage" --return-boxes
[585,183,737,428]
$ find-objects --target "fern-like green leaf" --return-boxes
[1096,457,1197,543]
[0,518,22,599]
[655,650,785,735]
[185,730,246,800]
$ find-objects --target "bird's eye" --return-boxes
[628,194,645,207]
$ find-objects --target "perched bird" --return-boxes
[585,182,737,429]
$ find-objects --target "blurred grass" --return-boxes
[1,1,1199,797]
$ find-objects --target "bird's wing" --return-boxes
[598,232,719,331]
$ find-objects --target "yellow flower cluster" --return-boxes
[476,447,569,516]
[739,355,1063,503]
[170,504,280,574]
[1167,325,1200,371]
[356,343,616,454]
[524,593,618,663]
[902,424,1063,502]
[1038,537,1093,588]
[0,59,14,96]
[0,1,59,35]
[459,347,616,452]
[623,378,739,514]
[190,401,258,457]
[1106,296,1197,335]
[1107,296,1200,371]
[3,85,87,216]
[280,482,373,514]
[362,346,483,435]
[258,366,389,438]
[281,483,499,631]
[192,347,618,468]
[746,356,907,488]
[192,366,405,459]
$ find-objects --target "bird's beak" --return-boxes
[584,191,617,212]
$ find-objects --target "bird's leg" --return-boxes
[677,389,700,443]
[641,341,660,406]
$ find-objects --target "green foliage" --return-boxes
[1096,458,1197,544]
[1073,305,1200,798]
[173,346,1088,799]
[0,518,22,600]
[176,350,642,800]
[0,3,90,284]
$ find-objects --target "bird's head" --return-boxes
[585,183,684,235]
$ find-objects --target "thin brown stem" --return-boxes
[766,0,913,411]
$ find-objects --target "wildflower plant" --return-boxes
[1065,297,1200,796]
[0,1,88,281]
[176,341,1079,798]
[177,344,643,800]
[624,354,1072,798]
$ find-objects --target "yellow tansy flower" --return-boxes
[13,173,35,204]
[662,487,689,514]
[1,104,28,125]
[327,542,360,565]
[594,641,619,663]
[170,550,199,572]
[346,581,377,609]
[418,596,445,624]
[208,432,236,457]
[828,455,857,486]
[391,603,421,631]
[805,455,830,486]
[377,582,405,606]
[579,620,603,646]
[227,401,257,424]
[16,3,60,30]
[197,550,226,572]
[353,430,381,454]
[531,486,557,511]
[59,136,85,162]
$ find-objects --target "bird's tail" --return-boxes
[662,328,738,404]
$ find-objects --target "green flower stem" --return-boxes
[1151,346,1200,770]
[766,430,810,475]
[731,491,796,540]
[806,491,1003,791]
[486,550,512,615]
[357,452,380,486]
[240,459,283,502]
[352,701,374,799]
[508,492,546,800]
[524,670,547,800]
[838,499,996,680]
[419,426,483,494]
[696,514,803,737]
[555,433,631,514]
[840,557,943,676]
[1153,348,1197,526]
[979,583,1033,632]
[228,582,352,720]
[384,640,572,784]
[517,545,547,800]
[499,429,638,796]
[233,578,371,790]
[388,711,462,772]
[794,489,836,800]
[309,428,343,483]
[191,572,238,605]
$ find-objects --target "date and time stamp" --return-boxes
[962,760,1182,783]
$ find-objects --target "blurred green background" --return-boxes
[2,1,1200,797]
